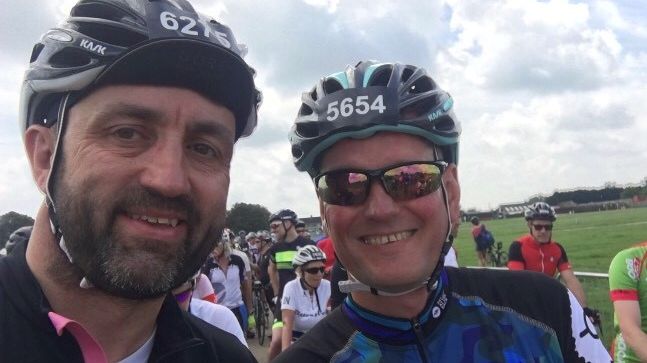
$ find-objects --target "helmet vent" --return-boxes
[49,48,92,68]
[75,21,147,47]
[401,67,414,83]
[296,121,318,138]
[409,76,433,94]
[291,145,304,159]
[30,43,45,63]
[298,103,313,116]
[72,2,144,27]
[323,78,343,94]
[367,66,392,87]
[434,116,455,131]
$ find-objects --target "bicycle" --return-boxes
[487,241,508,267]
[252,280,270,345]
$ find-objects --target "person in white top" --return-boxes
[444,246,458,268]
[281,245,331,351]
[172,275,247,347]
[193,273,217,303]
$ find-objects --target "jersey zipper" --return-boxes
[540,248,545,273]
[411,317,430,363]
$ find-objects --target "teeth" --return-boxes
[363,230,413,245]
[129,214,179,227]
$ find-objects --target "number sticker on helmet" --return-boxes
[159,11,230,48]
[326,95,386,121]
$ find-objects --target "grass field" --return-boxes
[453,207,647,349]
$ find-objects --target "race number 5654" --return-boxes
[160,11,230,48]
[326,95,386,121]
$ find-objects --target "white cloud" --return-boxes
[0,0,645,221]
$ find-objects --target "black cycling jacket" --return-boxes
[0,240,257,363]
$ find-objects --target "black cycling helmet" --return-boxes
[524,202,557,222]
[289,60,461,176]
[470,216,479,225]
[268,209,298,223]
[295,220,306,229]
[5,226,33,254]
[18,0,261,285]
[20,0,261,140]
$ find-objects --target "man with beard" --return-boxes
[0,1,260,362]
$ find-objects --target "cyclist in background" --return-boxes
[203,237,250,335]
[266,209,313,361]
[281,245,331,351]
[508,203,590,308]
[2,225,32,256]
[275,60,609,362]
[470,217,491,266]
[172,273,246,346]
[609,242,647,362]
[296,220,315,243]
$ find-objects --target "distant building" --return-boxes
[497,202,530,218]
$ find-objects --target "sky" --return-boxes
[0,0,645,220]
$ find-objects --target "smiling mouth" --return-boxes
[128,213,180,227]
[361,230,414,245]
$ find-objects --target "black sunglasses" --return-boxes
[532,224,553,231]
[304,266,325,275]
[314,161,447,206]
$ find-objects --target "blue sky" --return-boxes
[1,0,645,219]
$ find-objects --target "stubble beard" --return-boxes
[52,173,222,299]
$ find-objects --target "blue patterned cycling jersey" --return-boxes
[275,268,611,363]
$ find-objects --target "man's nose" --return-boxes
[139,138,190,197]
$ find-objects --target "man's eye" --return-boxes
[113,128,138,140]
[190,143,217,157]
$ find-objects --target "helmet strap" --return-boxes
[44,93,94,289]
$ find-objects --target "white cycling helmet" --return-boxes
[292,245,326,268]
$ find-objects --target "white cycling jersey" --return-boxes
[281,278,331,333]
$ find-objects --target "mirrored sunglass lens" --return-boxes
[305,267,325,274]
[383,163,443,200]
[533,224,552,231]
[317,172,369,205]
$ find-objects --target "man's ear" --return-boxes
[318,198,329,236]
[443,164,461,228]
[24,126,56,194]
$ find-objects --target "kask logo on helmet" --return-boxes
[427,97,453,122]
[80,39,106,55]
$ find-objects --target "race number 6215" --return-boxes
[326,95,386,121]
[160,11,230,48]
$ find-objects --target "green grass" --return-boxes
[453,207,647,349]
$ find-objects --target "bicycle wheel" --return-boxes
[487,249,497,267]
[497,252,508,267]
[254,296,266,345]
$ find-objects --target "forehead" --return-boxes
[319,132,437,171]
[68,85,236,138]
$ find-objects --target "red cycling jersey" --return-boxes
[507,234,571,277]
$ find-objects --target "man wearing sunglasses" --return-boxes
[266,209,314,360]
[508,202,598,322]
[274,61,609,362]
